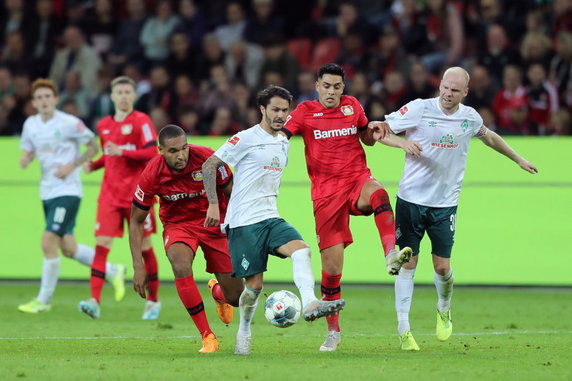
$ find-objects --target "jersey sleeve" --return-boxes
[469,108,485,137]
[384,99,424,134]
[63,116,95,144]
[20,119,34,152]
[355,97,368,127]
[136,115,157,148]
[132,164,158,211]
[216,163,233,188]
[214,133,250,167]
[282,103,305,137]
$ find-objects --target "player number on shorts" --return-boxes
[54,207,67,223]
[449,213,456,232]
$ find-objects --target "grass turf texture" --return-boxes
[1,282,571,381]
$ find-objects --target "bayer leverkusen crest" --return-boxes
[121,124,133,135]
[191,170,203,181]
[341,105,354,116]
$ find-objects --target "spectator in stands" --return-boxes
[243,0,285,46]
[177,104,200,135]
[171,74,199,119]
[391,0,431,57]
[140,0,180,63]
[365,98,388,121]
[259,36,299,91]
[123,63,151,100]
[197,64,237,126]
[550,0,572,39]
[214,2,247,52]
[478,106,498,132]
[399,61,436,105]
[492,65,529,135]
[224,40,265,89]
[0,0,28,44]
[521,32,554,71]
[419,0,464,75]
[58,72,91,121]
[550,31,572,108]
[66,0,89,25]
[6,72,31,135]
[525,63,559,135]
[336,29,368,79]
[178,0,207,47]
[0,67,15,104]
[136,65,174,116]
[49,25,102,96]
[84,0,117,57]
[195,33,226,83]
[380,70,406,112]
[324,0,376,45]
[164,31,199,79]
[108,0,148,71]
[364,25,410,83]
[348,71,381,112]
[1,31,30,75]
[295,71,318,103]
[89,65,116,128]
[478,24,521,86]
[149,106,170,133]
[207,106,241,136]
[547,109,571,135]
[231,81,253,129]
[464,65,497,110]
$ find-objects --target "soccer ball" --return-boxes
[264,290,302,328]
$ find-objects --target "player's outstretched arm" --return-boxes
[129,205,150,299]
[20,150,35,169]
[363,121,393,146]
[479,128,538,174]
[55,137,99,179]
[377,134,423,158]
[202,154,225,227]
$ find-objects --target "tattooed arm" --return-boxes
[202,154,227,227]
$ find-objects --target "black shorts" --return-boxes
[395,197,457,258]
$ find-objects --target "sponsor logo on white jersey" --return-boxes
[431,134,459,149]
[313,125,357,140]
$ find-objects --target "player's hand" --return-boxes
[204,204,221,227]
[105,142,123,156]
[20,156,30,169]
[133,267,148,299]
[519,160,538,174]
[401,140,423,158]
[368,121,392,141]
[83,161,92,174]
[55,163,75,179]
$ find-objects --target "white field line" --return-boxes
[1,330,571,340]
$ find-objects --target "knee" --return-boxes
[60,247,75,258]
[96,236,113,249]
[434,264,451,276]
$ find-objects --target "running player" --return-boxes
[130,124,244,353]
[18,78,124,313]
[202,85,345,355]
[281,63,412,351]
[79,76,160,320]
[377,66,537,350]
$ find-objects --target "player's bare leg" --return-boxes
[433,254,453,341]
[169,243,218,352]
[356,180,412,275]
[395,256,418,349]
[319,244,344,351]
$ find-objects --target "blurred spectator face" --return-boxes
[297,72,315,94]
[6,0,23,13]
[526,10,544,33]
[264,71,284,87]
[253,0,273,20]
[179,108,198,133]
[503,66,521,91]
[339,3,358,26]
[264,43,284,61]
[478,107,496,127]
[150,67,169,88]
[96,0,112,15]
[556,32,572,59]
[480,0,500,21]
[64,72,82,92]
[525,35,549,60]
[410,63,428,88]
[527,64,546,86]
[211,107,232,134]
[64,26,85,52]
[179,0,197,17]
[342,33,362,54]
[369,101,386,120]
[487,25,508,54]
[5,32,25,59]
[127,0,146,16]
[232,82,250,104]
[349,72,368,96]
[150,107,170,130]
[226,2,244,24]
[210,65,229,90]
[175,75,193,96]
[229,41,247,63]
[203,35,222,61]
[171,33,190,56]
[470,66,490,92]
[156,0,174,19]
[0,69,12,92]
[380,29,398,52]
[402,0,417,16]
[13,75,30,99]
[554,0,572,16]
[36,0,53,20]
[123,64,142,81]
[246,107,259,127]
[385,72,405,95]
[548,110,571,135]
[427,0,445,12]
[62,101,80,117]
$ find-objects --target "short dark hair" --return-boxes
[317,63,345,80]
[158,124,186,145]
[256,85,293,108]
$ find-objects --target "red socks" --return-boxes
[369,188,396,256]
[142,248,159,302]
[90,245,109,303]
[211,282,228,303]
[321,270,342,332]
[175,275,213,338]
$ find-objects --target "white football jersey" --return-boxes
[20,111,94,200]
[385,97,484,207]
[215,124,289,229]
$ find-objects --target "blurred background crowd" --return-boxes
[0,0,570,136]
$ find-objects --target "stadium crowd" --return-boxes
[0,0,570,136]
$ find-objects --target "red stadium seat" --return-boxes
[310,38,341,72]
[286,38,313,70]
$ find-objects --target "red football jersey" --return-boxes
[96,111,157,208]
[282,95,371,200]
[133,145,232,228]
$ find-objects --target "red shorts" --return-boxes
[95,202,156,238]
[313,173,376,251]
[162,224,232,274]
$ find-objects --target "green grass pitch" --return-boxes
[1,282,571,381]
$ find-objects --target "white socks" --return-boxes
[37,256,61,305]
[238,286,261,336]
[395,267,416,335]
[291,248,318,308]
[434,270,454,312]
[73,244,117,279]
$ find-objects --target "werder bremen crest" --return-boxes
[461,119,469,132]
